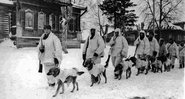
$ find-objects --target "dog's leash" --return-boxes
[134,44,139,57]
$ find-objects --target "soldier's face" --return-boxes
[148,34,153,41]
[115,32,119,37]
[169,39,173,44]
[44,29,50,34]
[140,33,144,40]
[91,29,95,36]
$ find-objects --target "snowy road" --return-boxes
[0,40,184,99]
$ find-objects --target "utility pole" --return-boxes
[153,0,155,35]
[159,0,162,39]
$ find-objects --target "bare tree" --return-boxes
[138,0,183,31]
[78,0,110,40]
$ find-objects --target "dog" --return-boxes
[47,67,84,97]
[164,53,172,72]
[148,51,158,73]
[157,53,171,72]
[154,58,163,73]
[114,58,133,80]
[83,58,108,87]
[129,56,149,76]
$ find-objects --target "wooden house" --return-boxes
[10,0,86,48]
[0,1,14,42]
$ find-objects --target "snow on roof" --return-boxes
[0,0,13,5]
[72,3,86,10]
[168,23,183,30]
[162,22,183,30]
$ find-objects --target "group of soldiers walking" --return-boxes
[38,25,184,86]
[82,28,185,74]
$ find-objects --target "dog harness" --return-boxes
[55,68,78,82]
[89,64,105,77]
[120,60,133,72]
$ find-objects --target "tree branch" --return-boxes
[161,0,182,22]
[145,0,159,30]
[162,2,171,9]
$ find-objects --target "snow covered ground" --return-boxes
[0,39,184,99]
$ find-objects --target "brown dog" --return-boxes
[47,67,84,97]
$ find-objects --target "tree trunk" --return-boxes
[159,0,163,40]
[98,6,103,36]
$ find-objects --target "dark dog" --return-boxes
[47,67,84,97]
[155,58,163,73]
[130,56,149,76]
[164,53,172,72]
[83,58,108,87]
[114,58,132,80]
[148,51,158,73]
[157,53,171,72]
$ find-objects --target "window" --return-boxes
[25,9,34,29]
[49,14,58,31]
[38,12,46,29]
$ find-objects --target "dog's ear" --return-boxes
[53,68,60,77]
[47,68,53,75]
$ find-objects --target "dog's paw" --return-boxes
[145,72,148,75]
[71,90,74,93]
[60,92,64,94]
[52,95,56,97]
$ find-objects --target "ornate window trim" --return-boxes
[38,11,46,29]
[25,9,34,30]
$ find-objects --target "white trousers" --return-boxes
[111,56,122,67]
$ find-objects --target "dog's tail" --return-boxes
[77,71,85,75]
[72,67,85,76]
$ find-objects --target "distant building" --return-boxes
[173,22,185,30]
